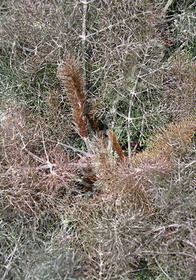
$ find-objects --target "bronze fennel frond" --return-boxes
[57,54,88,138]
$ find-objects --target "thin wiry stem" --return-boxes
[81,0,87,85]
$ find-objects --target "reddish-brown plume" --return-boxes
[57,54,88,138]
[107,130,125,161]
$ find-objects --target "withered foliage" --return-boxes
[149,120,196,160]
[1,1,196,277]
[0,106,82,215]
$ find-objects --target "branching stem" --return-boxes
[81,0,88,85]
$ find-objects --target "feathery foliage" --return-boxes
[0,1,196,279]
[57,54,89,139]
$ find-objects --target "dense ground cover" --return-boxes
[0,1,196,279]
